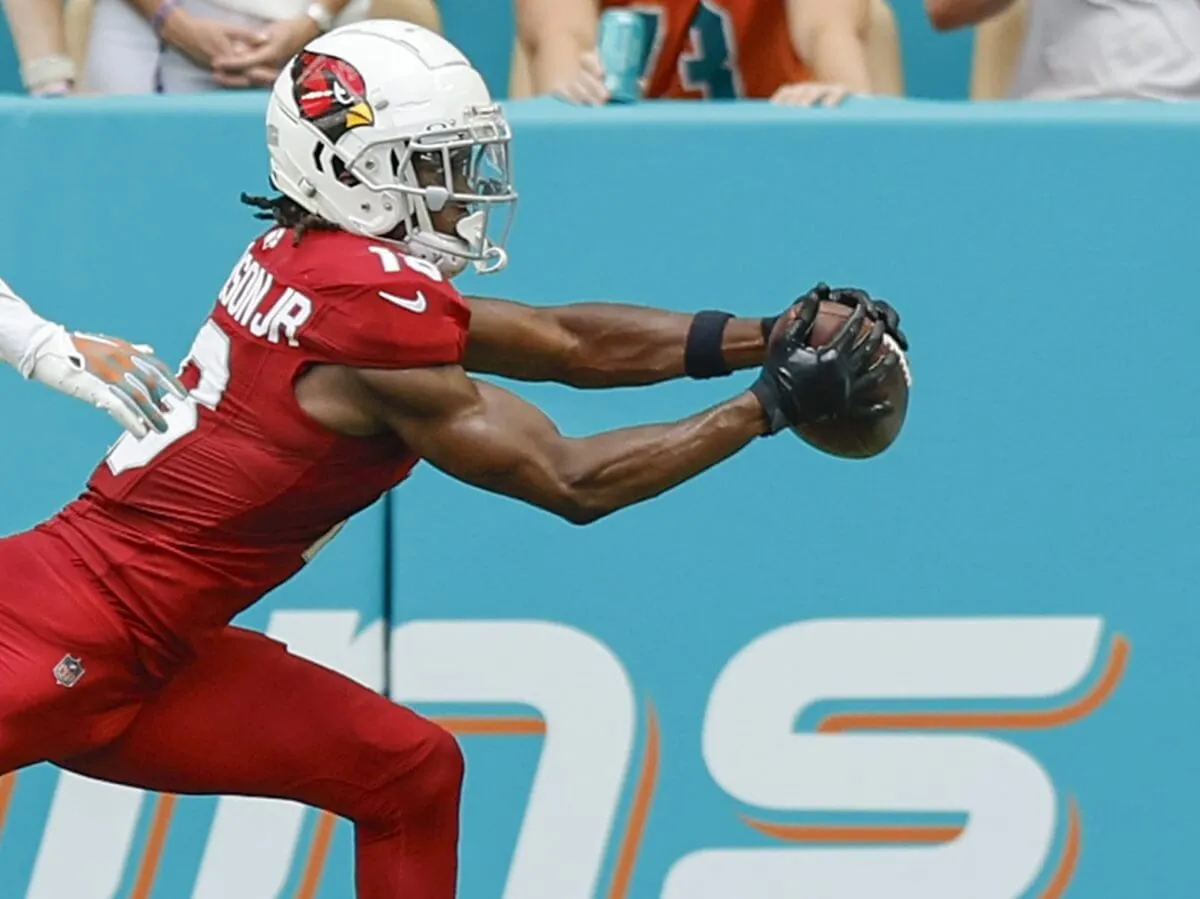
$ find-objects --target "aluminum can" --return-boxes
[597,9,647,103]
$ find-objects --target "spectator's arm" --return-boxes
[786,0,873,93]
[926,0,1016,31]
[515,0,598,94]
[969,0,1026,97]
[1,0,73,94]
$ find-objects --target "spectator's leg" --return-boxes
[80,0,160,94]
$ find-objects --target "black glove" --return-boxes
[763,283,909,352]
[750,294,899,434]
[816,283,908,351]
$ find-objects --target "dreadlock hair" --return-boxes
[240,193,339,245]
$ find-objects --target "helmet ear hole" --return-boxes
[330,155,360,187]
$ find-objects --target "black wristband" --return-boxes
[685,311,734,379]
[761,315,780,341]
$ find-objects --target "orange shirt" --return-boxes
[600,0,812,99]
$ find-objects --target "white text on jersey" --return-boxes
[216,248,313,347]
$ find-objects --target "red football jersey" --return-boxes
[42,227,469,663]
[601,0,811,100]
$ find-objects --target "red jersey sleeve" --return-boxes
[290,233,471,369]
[306,276,469,369]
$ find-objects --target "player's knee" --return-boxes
[415,723,464,803]
[364,720,463,830]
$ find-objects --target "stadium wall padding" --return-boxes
[0,94,1198,898]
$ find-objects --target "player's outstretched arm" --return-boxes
[463,286,906,389]
[357,361,766,524]
[357,294,897,524]
[464,296,767,387]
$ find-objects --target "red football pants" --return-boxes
[0,530,462,899]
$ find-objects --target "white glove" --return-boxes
[29,327,188,438]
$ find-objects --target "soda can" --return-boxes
[597,9,647,103]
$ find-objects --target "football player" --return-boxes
[0,22,904,899]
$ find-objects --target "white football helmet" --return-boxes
[265,21,516,277]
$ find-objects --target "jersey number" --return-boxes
[680,1,742,99]
[638,1,743,99]
[105,319,232,475]
[367,246,444,281]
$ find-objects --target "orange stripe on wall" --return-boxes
[742,818,963,845]
[434,716,546,736]
[819,635,1129,734]
[608,704,662,899]
[0,773,16,846]
[1039,799,1082,899]
[129,793,177,899]
[294,811,338,899]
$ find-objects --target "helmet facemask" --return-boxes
[323,105,517,276]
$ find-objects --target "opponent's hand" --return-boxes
[750,294,898,434]
[30,328,188,438]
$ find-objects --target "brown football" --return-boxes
[776,301,911,459]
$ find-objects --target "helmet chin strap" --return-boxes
[406,209,504,277]
[475,246,507,274]
[406,230,470,277]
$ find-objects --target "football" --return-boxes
[777,301,911,459]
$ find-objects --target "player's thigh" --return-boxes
[0,532,146,771]
[60,626,456,820]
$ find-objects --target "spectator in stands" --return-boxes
[77,0,438,93]
[929,0,1200,100]
[2,0,77,94]
[513,0,903,107]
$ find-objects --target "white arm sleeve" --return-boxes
[0,277,61,377]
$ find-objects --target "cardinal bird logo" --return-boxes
[291,51,374,143]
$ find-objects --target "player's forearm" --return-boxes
[465,297,768,387]
[555,303,766,386]
[551,391,765,523]
[0,280,60,376]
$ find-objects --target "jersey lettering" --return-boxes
[217,252,314,347]
[246,288,312,347]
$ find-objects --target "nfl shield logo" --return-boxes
[53,655,85,688]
